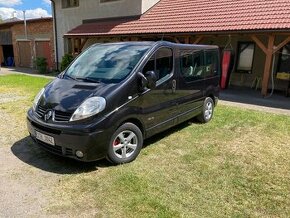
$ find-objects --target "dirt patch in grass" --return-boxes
[0,110,52,216]
[0,93,25,104]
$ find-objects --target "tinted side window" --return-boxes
[204,50,219,78]
[180,51,203,82]
[156,48,173,80]
[143,56,155,73]
[143,47,173,81]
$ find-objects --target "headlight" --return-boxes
[32,88,45,111]
[70,97,106,122]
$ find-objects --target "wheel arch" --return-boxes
[207,94,215,104]
[117,118,145,138]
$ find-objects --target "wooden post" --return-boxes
[273,36,290,53]
[261,35,275,96]
[79,38,88,51]
[71,38,75,56]
[193,36,204,44]
[174,37,180,43]
[77,38,81,53]
[251,34,275,96]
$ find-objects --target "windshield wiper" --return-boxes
[64,74,77,81]
[75,77,102,83]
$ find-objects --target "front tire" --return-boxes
[107,123,143,164]
[197,97,214,123]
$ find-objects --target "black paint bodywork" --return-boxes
[27,41,220,161]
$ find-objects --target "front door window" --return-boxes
[143,47,173,83]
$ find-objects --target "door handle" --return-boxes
[172,79,176,93]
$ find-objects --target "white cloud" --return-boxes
[25,8,51,19]
[43,0,51,5]
[0,0,22,7]
[0,7,51,20]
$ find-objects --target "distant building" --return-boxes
[52,0,290,96]
[0,17,54,70]
[51,0,160,64]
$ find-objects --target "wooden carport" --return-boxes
[67,31,290,97]
[251,34,290,96]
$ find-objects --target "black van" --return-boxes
[27,41,220,164]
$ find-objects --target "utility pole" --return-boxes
[23,10,27,39]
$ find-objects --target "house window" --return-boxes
[62,0,79,8]
[236,42,255,73]
[277,44,290,73]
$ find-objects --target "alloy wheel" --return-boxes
[112,130,138,159]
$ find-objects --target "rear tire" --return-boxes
[107,123,143,164]
[197,97,214,123]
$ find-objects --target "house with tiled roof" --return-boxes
[51,0,290,96]
[0,17,54,70]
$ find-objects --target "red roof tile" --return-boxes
[66,0,290,36]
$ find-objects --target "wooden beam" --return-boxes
[71,38,75,56]
[77,38,81,53]
[131,37,139,41]
[189,36,195,44]
[251,35,267,54]
[79,38,88,51]
[184,36,190,44]
[261,35,275,96]
[273,36,290,53]
[174,37,180,43]
[193,36,204,44]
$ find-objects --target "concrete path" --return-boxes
[0,67,55,79]
[219,100,290,116]
[220,87,290,116]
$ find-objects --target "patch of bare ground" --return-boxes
[0,93,25,104]
[0,110,52,217]
[0,108,101,217]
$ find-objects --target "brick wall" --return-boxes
[11,19,55,70]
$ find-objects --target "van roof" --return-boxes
[96,41,219,50]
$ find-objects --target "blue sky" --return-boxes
[14,0,51,13]
[0,0,51,20]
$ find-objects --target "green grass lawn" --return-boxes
[1,74,290,217]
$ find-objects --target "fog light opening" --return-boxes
[76,150,84,158]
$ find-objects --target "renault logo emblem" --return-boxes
[44,110,53,121]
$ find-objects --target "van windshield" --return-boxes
[64,44,150,83]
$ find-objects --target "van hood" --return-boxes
[38,78,116,113]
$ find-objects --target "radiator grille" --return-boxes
[36,105,72,122]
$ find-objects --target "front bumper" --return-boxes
[27,109,113,162]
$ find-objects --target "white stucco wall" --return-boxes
[53,0,159,64]
[142,0,160,13]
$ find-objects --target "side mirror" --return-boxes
[144,71,157,89]
[57,71,65,78]
[138,71,157,91]
[138,72,148,92]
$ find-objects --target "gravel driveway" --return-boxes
[0,106,98,217]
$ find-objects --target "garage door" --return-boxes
[18,41,32,67]
[35,41,53,69]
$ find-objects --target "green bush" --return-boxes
[34,57,47,74]
[61,54,74,71]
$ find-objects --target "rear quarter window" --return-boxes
[180,50,204,82]
[204,50,219,78]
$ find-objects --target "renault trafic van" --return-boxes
[27,41,220,164]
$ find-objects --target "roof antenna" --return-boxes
[161,33,165,41]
